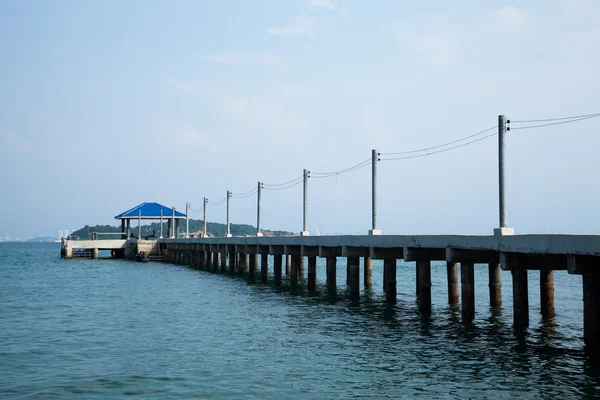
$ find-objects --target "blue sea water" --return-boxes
[1,242,599,399]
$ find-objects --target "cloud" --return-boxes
[265,15,315,36]
[494,6,527,26]
[0,129,33,153]
[201,51,288,67]
[395,19,459,65]
[165,77,210,94]
[309,0,336,10]
[176,124,217,154]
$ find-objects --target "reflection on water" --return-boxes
[1,243,599,399]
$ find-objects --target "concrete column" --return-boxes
[583,273,600,350]
[489,263,502,308]
[91,248,98,259]
[447,262,459,305]
[326,256,337,294]
[384,259,396,302]
[364,256,372,289]
[215,253,221,272]
[261,254,268,283]
[308,256,317,291]
[416,264,420,297]
[229,251,236,274]
[512,268,529,329]
[290,254,300,288]
[348,256,360,298]
[383,259,387,292]
[238,253,247,275]
[274,254,283,286]
[236,253,240,273]
[199,250,205,270]
[461,262,475,323]
[285,255,291,276]
[249,254,257,281]
[127,219,131,238]
[540,268,555,317]
[417,260,431,314]
[298,257,305,279]
[221,250,227,273]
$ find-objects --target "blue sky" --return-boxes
[1,0,600,237]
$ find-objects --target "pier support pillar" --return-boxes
[221,250,227,273]
[229,250,236,274]
[489,262,502,308]
[215,253,221,272]
[417,260,431,314]
[261,254,269,283]
[249,254,257,280]
[326,256,337,294]
[286,255,291,276]
[308,256,317,291]
[512,268,529,329]
[461,262,475,323]
[91,248,98,260]
[364,256,372,289]
[274,254,282,286]
[238,253,247,275]
[290,254,300,288]
[416,264,420,297]
[540,268,555,317]
[583,273,600,350]
[299,257,305,279]
[447,262,459,305]
[348,256,360,298]
[384,258,397,303]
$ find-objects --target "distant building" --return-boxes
[63,230,69,238]
[58,231,63,239]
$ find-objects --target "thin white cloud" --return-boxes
[494,6,527,26]
[395,18,459,65]
[309,0,335,10]
[266,15,315,36]
[201,51,288,67]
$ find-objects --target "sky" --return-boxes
[1,0,600,237]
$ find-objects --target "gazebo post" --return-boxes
[126,219,131,239]
[160,209,163,239]
[138,209,141,239]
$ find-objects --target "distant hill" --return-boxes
[27,236,56,242]
[71,219,295,239]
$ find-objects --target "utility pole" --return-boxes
[160,209,163,238]
[226,191,232,237]
[185,202,189,238]
[203,197,207,238]
[495,115,514,237]
[370,149,382,235]
[302,169,309,236]
[257,182,263,237]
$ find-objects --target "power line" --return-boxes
[311,158,371,177]
[262,179,303,191]
[510,114,600,130]
[381,126,497,156]
[207,198,227,205]
[231,189,258,199]
[381,132,497,161]
[263,175,303,187]
[511,112,600,123]
[232,187,258,197]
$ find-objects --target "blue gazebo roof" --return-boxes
[114,202,186,219]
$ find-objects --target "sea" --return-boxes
[1,242,600,399]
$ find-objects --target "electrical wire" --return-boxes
[262,179,303,191]
[510,114,600,130]
[511,112,600,123]
[207,198,227,205]
[311,158,371,176]
[381,126,497,156]
[263,175,303,187]
[232,187,258,197]
[381,132,497,161]
[231,189,258,199]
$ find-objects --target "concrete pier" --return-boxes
[326,256,336,294]
[274,254,282,286]
[461,262,475,322]
[489,262,502,307]
[308,256,317,291]
[249,254,257,280]
[290,254,300,288]
[512,268,529,329]
[540,268,554,316]
[261,253,268,283]
[348,256,360,298]
[583,273,600,350]
[299,257,305,279]
[384,259,396,303]
[221,246,227,273]
[286,255,291,276]
[364,256,372,289]
[417,260,431,314]
[447,262,459,305]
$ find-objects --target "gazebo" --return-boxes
[114,202,186,239]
